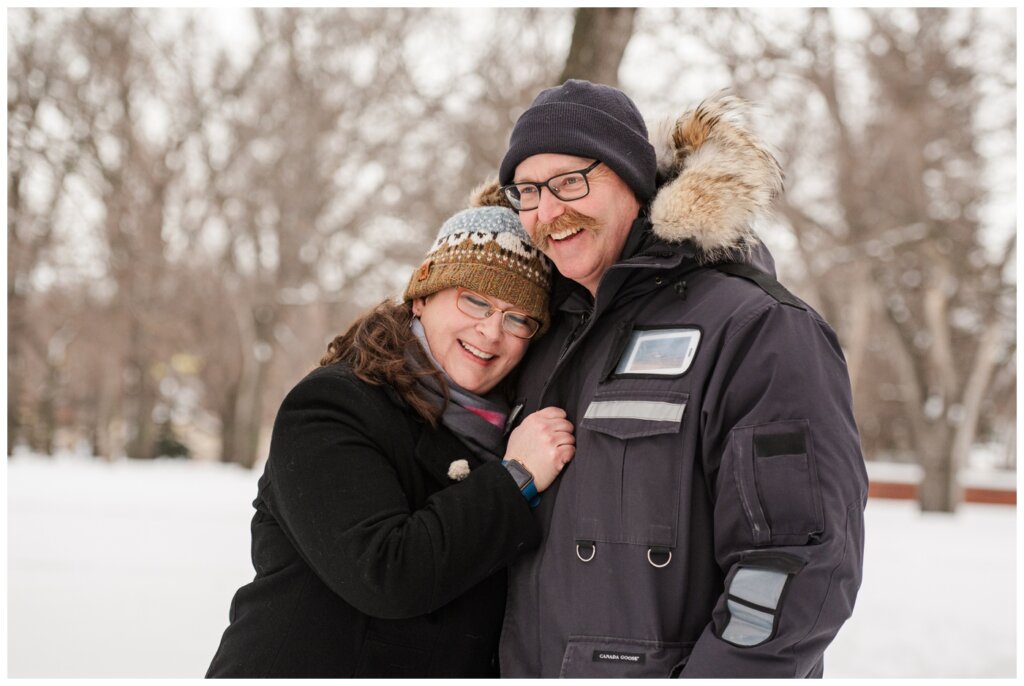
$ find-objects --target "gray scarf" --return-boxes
[410,318,509,463]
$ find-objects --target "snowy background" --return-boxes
[6,8,1017,678]
[5,454,1017,678]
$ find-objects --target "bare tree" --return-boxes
[11,8,1009,499]
[8,10,84,454]
[656,8,1015,511]
[560,8,637,87]
[186,9,458,466]
[8,8,571,465]
[187,9,568,467]
[9,9,224,459]
[63,10,205,459]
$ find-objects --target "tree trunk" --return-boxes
[8,165,25,456]
[239,358,270,469]
[8,340,23,455]
[126,367,157,459]
[1005,424,1016,470]
[843,264,875,398]
[238,309,277,469]
[40,361,60,455]
[218,383,240,464]
[225,298,275,469]
[89,385,117,461]
[917,424,958,512]
[228,350,270,469]
[559,8,637,87]
[124,317,157,459]
[881,309,959,512]
[949,320,1004,487]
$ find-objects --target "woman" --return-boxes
[206,203,573,678]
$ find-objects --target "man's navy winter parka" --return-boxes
[498,98,869,678]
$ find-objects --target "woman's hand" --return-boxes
[504,407,575,492]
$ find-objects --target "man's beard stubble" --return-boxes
[531,207,602,252]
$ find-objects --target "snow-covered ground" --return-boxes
[5,455,1018,678]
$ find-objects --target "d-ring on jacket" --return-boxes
[497,96,869,678]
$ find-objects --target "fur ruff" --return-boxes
[649,93,783,263]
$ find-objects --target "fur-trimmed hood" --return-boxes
[471,92,783,264]
[648,93,782,263]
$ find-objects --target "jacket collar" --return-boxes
[552,216,696,314]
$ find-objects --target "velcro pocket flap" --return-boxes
[581,389,688,440]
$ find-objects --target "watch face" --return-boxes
[505,460,533,490]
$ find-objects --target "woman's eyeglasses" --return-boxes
[455,288,540,339]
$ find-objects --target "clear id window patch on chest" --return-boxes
[613,328,701,377]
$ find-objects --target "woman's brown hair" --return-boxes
[320,299,447,427]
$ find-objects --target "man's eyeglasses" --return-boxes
[500,160,601,211]
[455,287,541,339]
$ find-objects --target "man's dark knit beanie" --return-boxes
[499,79,657,203]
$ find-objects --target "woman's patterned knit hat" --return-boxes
[404,205,552,335]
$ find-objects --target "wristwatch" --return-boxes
[502,459,540,508]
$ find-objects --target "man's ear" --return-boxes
[411,297,425,317]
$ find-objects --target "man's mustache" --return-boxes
[531,208,602,251]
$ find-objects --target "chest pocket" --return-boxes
[574,386,688,565]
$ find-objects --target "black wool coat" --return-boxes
[206,363,540,678]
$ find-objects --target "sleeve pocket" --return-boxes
[731,420,824,546]
[718,551,807,648]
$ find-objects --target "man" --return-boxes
[492,80,868,677]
